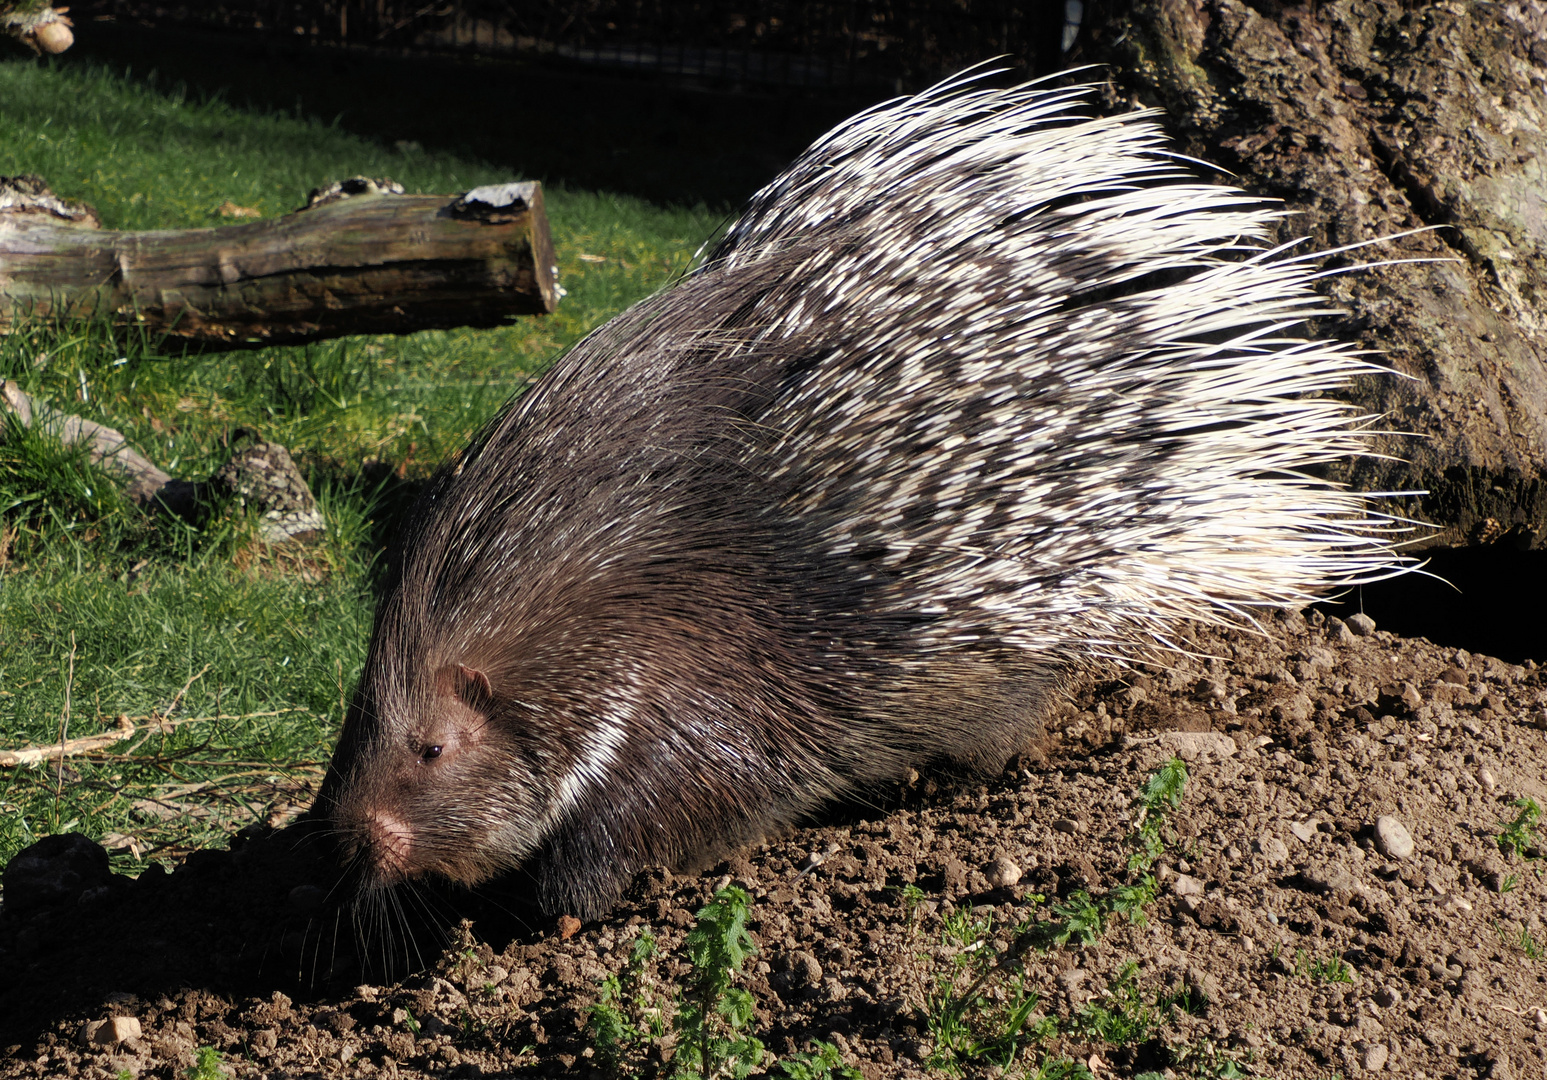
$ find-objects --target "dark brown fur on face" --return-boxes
[316,78,1400,922]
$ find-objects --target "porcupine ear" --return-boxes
[435,664,494,709]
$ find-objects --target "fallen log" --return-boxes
[0,379,323,541]
[0,176,560,349]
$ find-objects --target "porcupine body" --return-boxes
[320,75,1398,921]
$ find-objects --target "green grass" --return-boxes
[0,53,723,872]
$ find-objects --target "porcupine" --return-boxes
[319,73,1401,922]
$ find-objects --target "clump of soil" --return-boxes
[3,609,1545,1079]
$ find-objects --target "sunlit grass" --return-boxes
[0,55,723,871]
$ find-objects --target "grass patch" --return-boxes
[0,54,722,871]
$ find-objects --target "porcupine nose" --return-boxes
[362,809,415,880]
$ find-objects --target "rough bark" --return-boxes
[0,177,560,349]
[1077,0,1547,549]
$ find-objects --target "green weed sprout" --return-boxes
[185,1046,225,1080]
[923,906,1049,1075]
[673,886,766,1080]
[588,928,666,1074]
[1129,757,1189,872]
[1497,797,1543,859]
[776,1041,862,1080]
[1294,949,1355,984]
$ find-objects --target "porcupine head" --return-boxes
[319,72,1404,923]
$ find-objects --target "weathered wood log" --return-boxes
[0,177,560,349]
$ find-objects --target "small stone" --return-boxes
[1300,861,1359,896]
[1171,873,1205,897]
[789,950,823,987]
[1360,1042,1389,1071]
[1289,820,1318,843]
[1051,817,1084,835]
[1056,968,1088,996]
[1530,1006,1547,1030]
[985,856,1022,888]
[1255,835,1290,865]
[1347,612,1377,636]
[1373,816,1415,860]
[556,915,582,940]
[78,1016,140,1048]
[1478,768,1497,792]
[1185,966,1221,1002]
[1155,731,1238,760]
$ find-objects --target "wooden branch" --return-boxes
[0,177,560,349]
[0,715,134,767]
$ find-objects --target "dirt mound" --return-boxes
[3,609,1544,1078]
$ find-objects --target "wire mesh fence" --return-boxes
[68,0,1066,91]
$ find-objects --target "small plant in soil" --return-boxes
[1165,1038,1253,1078]
[1128,757,1189,871]
[1494,920,1544,961]
[588,926,668,1075]
[1294,949,1355,984]
[185,1045,226,1080]
[673,885,765,1079]
[587,886,765,1079]
[1074,962,1164,1044]
[1496,797,1543,860]
[775,1040,863,1080]
[921,901,1052,1074]
[904,759,1191,1075]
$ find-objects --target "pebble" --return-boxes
[1154,730,1238,760]
[1360,1042,1389,1072]
[1289,820,1318,843]
[77,1016,140,1048]
[1346,612,1377,636]
[1171,873,1205,897]
[1255,835,1290,865]
[1373,816,1415,859]
[985,856,1022,888]
[1051,818,1084,835]
[1531,1007,1547,1030]
[1299,861,1359,896]
[1056,968,1088,995]
[1477,768,1497,792]
[788,950,824,987]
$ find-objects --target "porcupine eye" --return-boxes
[419,744,443,762]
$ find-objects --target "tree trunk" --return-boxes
[0,178,560,349]
[1075,0,1547,549]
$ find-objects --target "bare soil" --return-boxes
[3,608,1545,1079]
